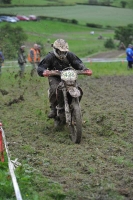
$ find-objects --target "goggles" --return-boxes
[55,48,67,56]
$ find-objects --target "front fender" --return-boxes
[67,87,81,98]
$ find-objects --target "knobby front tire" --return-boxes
[69,98,82,144]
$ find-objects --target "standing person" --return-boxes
[36,45,41,65]
[37,39,88,118]
[0,51,4,75]
[28,43,39,76]
[126,44,133,69]
[17,45,27,77]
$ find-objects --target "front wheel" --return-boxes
[69,98,82,144]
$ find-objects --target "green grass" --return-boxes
[0,159,66,200]
[0,4,132,59]
[0,155,14,199]
[0,20,115,57]
[0,5,133,27]
[10,0,133,8]
[2,60,131,78]
[11,0,77,5]
[85,61,132,77]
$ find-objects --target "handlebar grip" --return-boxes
[43,70,51,77]
[82,69,92,76]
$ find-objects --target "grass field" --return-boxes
[0,20,115,58]
[10,0,133,8]
[0,4,132,59]
[0,5,132,27]
[11,0,86,4]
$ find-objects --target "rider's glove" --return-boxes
[82,69,92,76]
[43,70,50,77]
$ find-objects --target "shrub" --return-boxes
[86,23,103,28]
[0,24,27,59]
[71,19,78,24]
[114,24,133,47]
[104,38,115,49]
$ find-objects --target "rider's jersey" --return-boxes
[37,51,87,77]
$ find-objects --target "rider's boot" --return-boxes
[48,106,56,118]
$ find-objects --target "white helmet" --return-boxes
[52,39,69,60]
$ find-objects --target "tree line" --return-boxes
[0,0,11,4]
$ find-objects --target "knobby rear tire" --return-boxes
[69,98,82,144]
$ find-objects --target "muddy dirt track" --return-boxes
[1,51,133,199]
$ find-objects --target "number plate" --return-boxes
[61,70,77,81]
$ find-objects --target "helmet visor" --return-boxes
[56,48,67,56]
[55,48,67,59]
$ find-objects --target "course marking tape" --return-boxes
[0,124,23,200]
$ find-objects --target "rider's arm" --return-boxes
[37,53,53,77]
[67,52,87,70]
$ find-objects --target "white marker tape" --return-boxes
[0,124,23,200]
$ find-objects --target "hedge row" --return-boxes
[0,3,118,7]
[38,16,78,24]
[86,23,103,28]
[77,3,117,7]
[40,16,116,29]
[0,3,75,7]
[0,13,115,30]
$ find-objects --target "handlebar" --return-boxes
[77,69,92,76]
[43,69,92,77]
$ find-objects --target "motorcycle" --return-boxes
[43,67,92,144]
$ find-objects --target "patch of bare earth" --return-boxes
[90,50,125,58]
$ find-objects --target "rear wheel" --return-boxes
[69,99,82,144]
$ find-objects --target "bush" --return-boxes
[86,23,103,28]
[0,24,27,59]
[104,38,115,49]
[71,19,78,24]
[114,24,133,47]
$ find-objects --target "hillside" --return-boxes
[0,5,132,27]
[10,0,133,8]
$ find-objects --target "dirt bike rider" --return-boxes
[37,39,88,118]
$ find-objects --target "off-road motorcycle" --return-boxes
[43,67,92,144]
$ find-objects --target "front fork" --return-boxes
[62,88,71,125]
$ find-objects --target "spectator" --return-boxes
[0,51,4,75]
[17,45,27,77]
[119,42,126,50]
[126,44,133,69]
[36,45,41,65]
[28,43,40,76]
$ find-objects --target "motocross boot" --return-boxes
[48,106,57,118]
